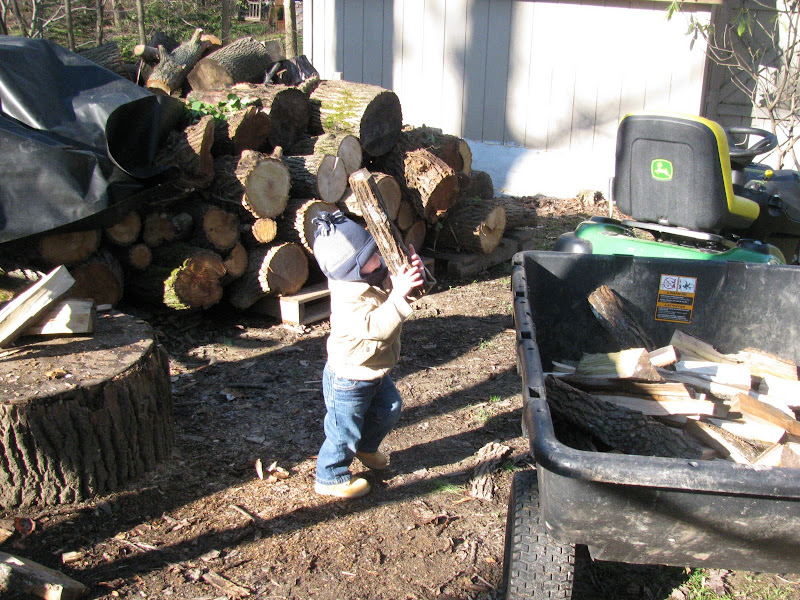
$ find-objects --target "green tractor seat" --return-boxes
[613,113,760,233]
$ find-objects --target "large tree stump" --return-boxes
[289,133,363,175]
[0,312,173,508]
[187,36,274,91]
[308,80,402,158]
[226,242,309,310]
[431,197,507,255]
[283,153,348,205]
[188,83,309,149]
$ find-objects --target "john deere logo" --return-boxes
[651,159,673,181]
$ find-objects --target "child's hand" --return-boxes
[390,244,425,299]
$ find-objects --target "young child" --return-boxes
[311,210,425,498]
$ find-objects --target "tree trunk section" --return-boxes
[190,204,241,252]
[395,198,417,231]
[79,42,128,79]
[222,242,248,282]
[146,28,215,95]
[284,153,348,205]
[0,312,173,508]
[226,242,309,310]
[432,197,506,254]
[37,229,101,267]
[497,196,539,230]
[70,248,125,307]
[211,151,290,219]
[289,133,362,175]
[276,198,338,254]
[402,220,427,252]
[308,80,402,158]
[187,36,273,91]
[211,105,271,156]
[458,169,494,201]
[104,211,142,246]
[155,114,215,189]
[588,285,658,352]
[545,375,703,459]
[402,126,473,174]
[113,243,152,271]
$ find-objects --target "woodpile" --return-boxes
[0,32,541,318]
[549,284,800,468]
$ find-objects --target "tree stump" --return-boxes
[0,312,173,508]
[308,80,402,157]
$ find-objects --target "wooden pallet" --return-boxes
[425,228,539,278]
[252,282,331,326]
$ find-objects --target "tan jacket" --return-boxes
[326,278,413,380]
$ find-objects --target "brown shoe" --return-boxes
[314,477,371,498]
[356,450,389,470]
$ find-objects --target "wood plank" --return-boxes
[251,282,331,326]
[674,360,752,390]
[0,266,75,348]
[733,393,800,438]
[757,375,800,409]
[0,551,88,600]
[23,299,96,336]
[649,345,678,367]
[704,417,787,445]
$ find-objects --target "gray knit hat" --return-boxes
[312,210,378,282]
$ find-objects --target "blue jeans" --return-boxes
[315,363,402,485]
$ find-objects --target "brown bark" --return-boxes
[0,312,172,507]
[190,204,241,252]
[210,150,290,219]
[276,198,338,254]
[496,196,539,230]
[79,42,128,78]
[349,168,435,296]
[37,229,101,267]
[308,80,402,157]
[226,242,309,310]
[545,375,704,459]
[70,248,125,307]
[402,126,473,174]
[146,28,216,95]
[211,105,272,156]
[588,285,658,352]
[289,132,363,175]
[141,244,227,310]
[431,197,506,255]
[283,153,348,204]
[155,114,215,189]
[187,36,273,91]
[458,169,494,201]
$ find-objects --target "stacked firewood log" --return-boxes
[547,285,800,468]
[0,32,539,315]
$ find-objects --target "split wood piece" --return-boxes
[155,114,215,190]
[575,348,662,382]
[226,242,309,310]
[400,125,473,174]
[0,551,88,599]
[657,368,752,403]
[670,330,739,365]
[674,360,752,391]
[731,348,799,381]
[0,266,75,348]
[544,375,704,459]
[469,442,511,500]
[187,36,274,91]
[733,393,800,438]
[242,217,278,248]
[283,153,348,204]
[0,312,173,507]
[210,150,290,219]
[190,204,241,252]
[145,28,217,96]
[496,196,539,230]
[594,395,722,418]
[276,198,338,254]
[703,417,787,445]
[221,242,248,283]
[349,168,436,297]
[649,345,678,368]
[189,83,310,149]
[757,375,800,409]
[113,242,152,271]
[558,376,697,403]
[754,442,800,467]
[104,211,142,246]
[289,132,363,175]
[684,419,762,464]
[402,220,427,254]
[79,41,127,78]
[37,229,101,267]
[23,299,96,336]
[69,249,125,307]
[308,79,402,157]
[457,170,493,202]
[210,105,272,156]
[137,244,228,311]
[431,196,506,255]
[141,211,192,248]
[395,198,417,230]
[588,285,657,351]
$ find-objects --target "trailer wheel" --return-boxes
[502,470,576,599]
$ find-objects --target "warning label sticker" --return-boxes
[655,274,697,323]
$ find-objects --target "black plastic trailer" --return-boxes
[506,251,800,599]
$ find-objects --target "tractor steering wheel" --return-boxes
[724,125,778,166]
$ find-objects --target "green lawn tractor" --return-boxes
[555,113,800,264]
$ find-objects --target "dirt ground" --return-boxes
[3,194,800,600]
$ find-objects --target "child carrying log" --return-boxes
[311,210,424,498]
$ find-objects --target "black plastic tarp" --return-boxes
[0,35,186,244]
